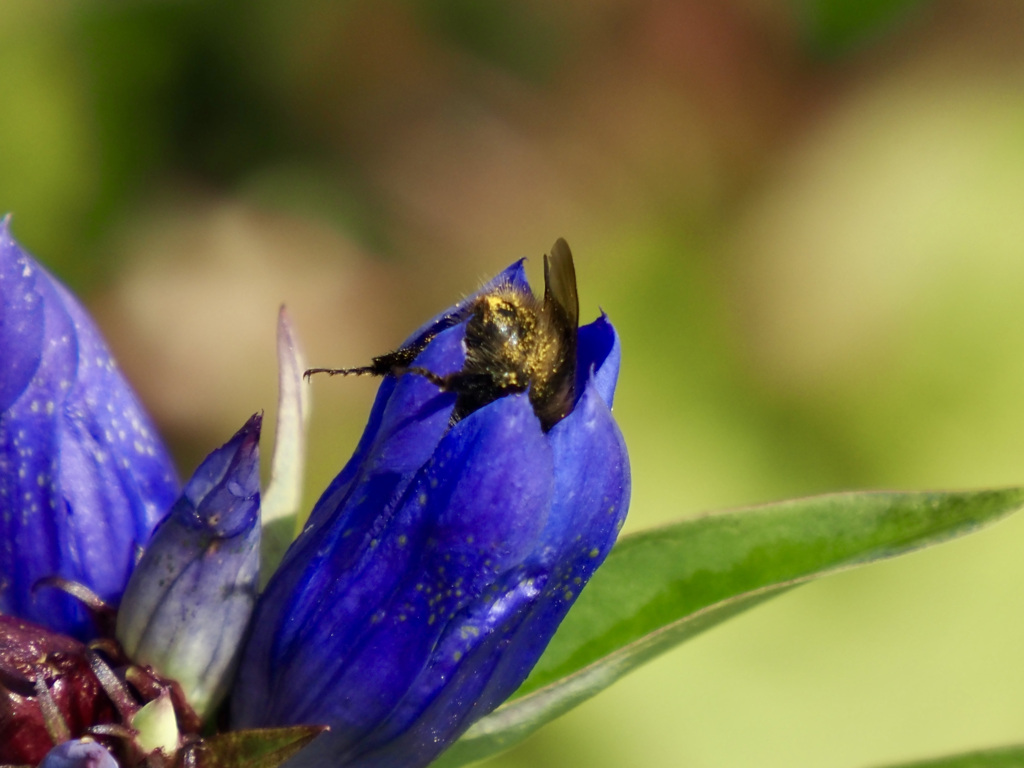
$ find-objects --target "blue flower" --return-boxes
[0,219,179,639]
[231,257,630,768]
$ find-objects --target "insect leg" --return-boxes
[303,365,379,381]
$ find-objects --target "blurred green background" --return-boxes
[4,1,1024,766]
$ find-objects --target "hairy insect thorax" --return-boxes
[464,292,539,388]
[460,288,572,431]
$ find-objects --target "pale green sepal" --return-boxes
[132,692,179,757]
[261,305,310,583]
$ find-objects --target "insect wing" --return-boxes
[543,237,579,331]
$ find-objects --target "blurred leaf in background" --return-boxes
[795,0,931,53]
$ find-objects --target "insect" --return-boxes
[305,238,579,431]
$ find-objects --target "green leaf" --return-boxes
[437,488,1024,767]
[868,744,1024,767]
[191,725,326,768]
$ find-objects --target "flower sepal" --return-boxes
[187,725,327,768]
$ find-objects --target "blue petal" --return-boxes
[0,220,44,411]
[0,224,179,638]
[283,572,543,768]
[335,379,630,768]
[478,375,630,695]
[245,325,467,695]
[116,414,261,718]
[577,313,621,408]
[233,394,552,741]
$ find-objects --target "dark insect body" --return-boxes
[305,238,580,432]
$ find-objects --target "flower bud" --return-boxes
[0,220,179,638]
[116,414,262,719]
